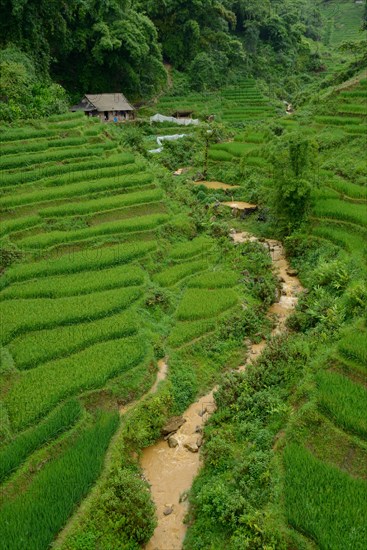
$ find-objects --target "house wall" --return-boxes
[97,111,134,122]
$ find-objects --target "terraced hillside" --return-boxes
[320,0,365,45]
[0,112,278,549]
[182,70,367,548]
[152,78,277,123]
[0,112,162,549]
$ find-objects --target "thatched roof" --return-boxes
[71,93,134,112]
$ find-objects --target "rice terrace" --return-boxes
[0,1,366,549]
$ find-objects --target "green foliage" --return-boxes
[284,443,367,550]
[0,399,82,483]
[0,411,119,550]
[0,47,68,122]
[82,468,157,547]
[270,132,317,233]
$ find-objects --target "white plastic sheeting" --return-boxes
[150,113,199,126]
[148,133,187,154]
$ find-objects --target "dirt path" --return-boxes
[141,232,303,550]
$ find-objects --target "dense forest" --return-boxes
[1,0,334,120]
[0,0,366,549]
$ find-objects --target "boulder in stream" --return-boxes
[163,505,174,516]
[286,268,298,277]
[184,441,199,453]
[162,416,186,436]
[168,435,179,448]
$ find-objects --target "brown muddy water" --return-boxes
[141,232,303,550]
[193,180,240,190]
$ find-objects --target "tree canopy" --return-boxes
[0,0,324,115]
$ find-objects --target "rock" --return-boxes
[168,435,179,448]
[274,288,281,302]
[198,407,207,417]
[286,268,298,277]
[195,425,203,434]
[184,442,199,453]
[162,416,186,436]
[196,435,203,448]
[163,505,174,516]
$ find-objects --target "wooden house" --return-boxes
[71,93,135,122]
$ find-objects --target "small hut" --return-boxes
[71,93,135,122]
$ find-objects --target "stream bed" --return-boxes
[141,232,303,550]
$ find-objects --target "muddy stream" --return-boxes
[137,232,302,550]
